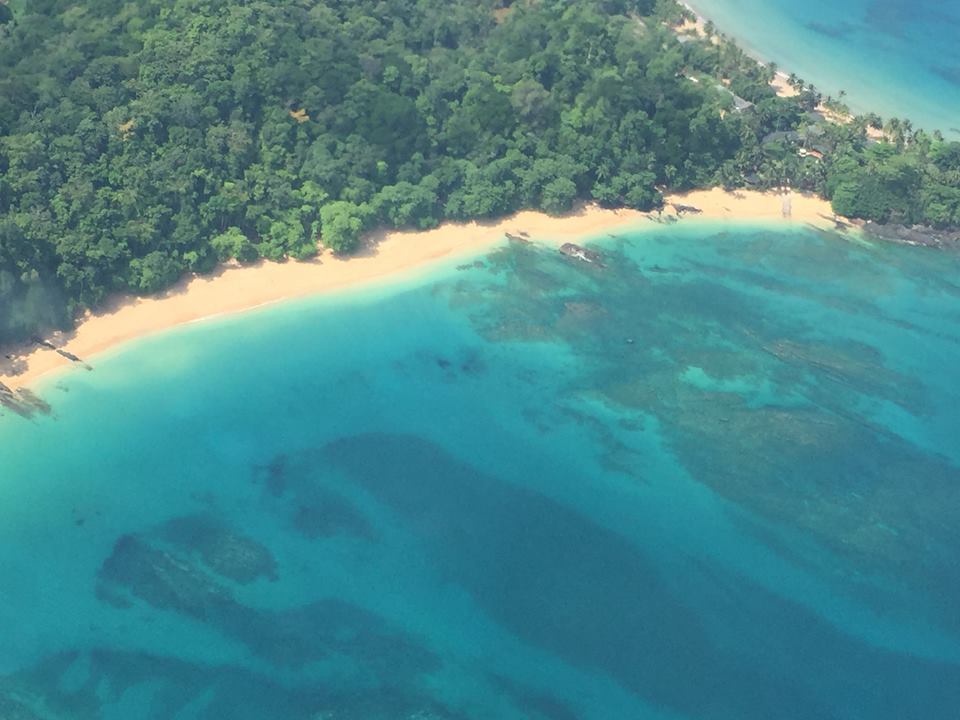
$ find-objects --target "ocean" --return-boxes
[1,223,959,719]
[686,0,960,136]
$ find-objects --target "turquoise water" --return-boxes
[2,224,960,719]
[687,0,960,135]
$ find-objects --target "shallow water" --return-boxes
[687,0,960,135]
[2,223,960,719]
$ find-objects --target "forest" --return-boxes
[1,0,959,344]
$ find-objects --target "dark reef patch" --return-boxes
[0,691,47,720]
[444,237,960,634]
[254,452,374,540]
[289,495,371,539]
[0,383,52,419]
[96,527,434,675]
[321,431,960,719]
[805,20,856,38]
[491,675,582,720]
[2,647,462,720]
[159,514,278,584]
[932,65,960,87]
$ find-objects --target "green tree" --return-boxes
[540,178,578,214]
[320,201,368,254]
[129,251,183,293]
[0,0,955,346]
[211,227,259,263]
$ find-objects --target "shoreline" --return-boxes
[675,3,807,103]
[0,189,844,394]
[675,3,886,139]
[676,5,836,100]
[678,1,821,101]
[677,0,960,137]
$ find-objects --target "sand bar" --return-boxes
[0,189,844,392]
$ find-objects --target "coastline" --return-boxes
[678,1,830,100]
[675,3,885,139]
[675,3,802,102]
[679,0,960,135]
[0,189,844,393]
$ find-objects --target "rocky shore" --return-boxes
[862,221,960,250]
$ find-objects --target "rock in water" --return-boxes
[559,243,605,266]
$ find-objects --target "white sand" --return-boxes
[0,190,844,391]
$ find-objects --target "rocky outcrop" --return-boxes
[505,231,531,244]
[863,221,960,249]
[30,336,57,350]
[54,348,83,363]
[0,382,51,418]
[25,336,92,369]
[559,242,605,266]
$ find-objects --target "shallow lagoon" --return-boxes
[2,223,960,719]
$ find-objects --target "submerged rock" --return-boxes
[24,337,92,370]
[97,529,438,673]
[455,259,485,271]
[54,348,84,365]
[0,383,52,418]
[160,515,278,584]
[14,389,51,415]
[558,242,605,266]
[0,692,48,720]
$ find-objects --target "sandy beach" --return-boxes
[771,72,800,98]
[770,72,887,141]
[0,189,844,393]
[675,6,802,101]
[677,1,889,143]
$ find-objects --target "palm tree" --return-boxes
[884,117,904,147]
[796,84,819,111]
[900,119,913,146]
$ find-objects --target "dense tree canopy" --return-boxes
[0,0,957,343]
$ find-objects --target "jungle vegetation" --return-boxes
[0,0,958,343]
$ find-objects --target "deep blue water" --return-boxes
[2,224,960,719]
[687,0,960,135]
